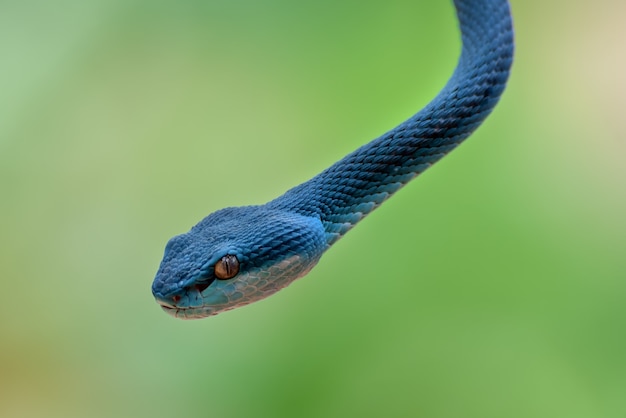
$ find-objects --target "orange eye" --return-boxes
[214,255,240,280]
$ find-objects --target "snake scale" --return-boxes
[152,0,514,319]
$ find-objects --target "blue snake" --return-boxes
[152,0,514,319]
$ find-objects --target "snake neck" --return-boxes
[268,0,514,246]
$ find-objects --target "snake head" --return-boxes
[151,206,327,319]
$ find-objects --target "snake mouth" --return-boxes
[159,304,178,315]
[159,304,190,319]
[158,303,219,319]
[157,301,187,317]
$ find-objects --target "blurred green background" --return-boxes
[1,0,625,417]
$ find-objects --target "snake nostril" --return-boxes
[172,295,181,303]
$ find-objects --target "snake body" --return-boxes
[152,0,514,319]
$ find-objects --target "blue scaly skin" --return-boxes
[152,0,514,319]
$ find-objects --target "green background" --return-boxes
[1,1,625,417]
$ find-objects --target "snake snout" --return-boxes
[153,279,214,310]
[152,291,178,309]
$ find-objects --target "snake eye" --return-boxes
[214,255,240,280]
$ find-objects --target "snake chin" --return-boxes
[159,304,223,320]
